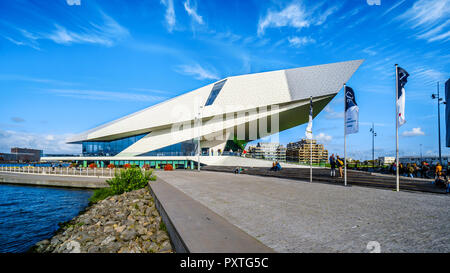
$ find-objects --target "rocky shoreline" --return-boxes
[31,187,173,253]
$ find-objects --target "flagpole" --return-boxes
[310,96,313,183]
[344,83,347,187]
[395,64,400,192]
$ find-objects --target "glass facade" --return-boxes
[81,134,199,157]
[205,79,227,106]
[82,133,147,156]
[72,159,197,169]
[139,139,197,156]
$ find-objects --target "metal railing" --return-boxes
[0,166,116,178]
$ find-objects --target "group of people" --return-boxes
[388,161,448,179]
[329,154,345,178]
[358,160,450,193]
[433,169,450,193]
[328,156,450,192]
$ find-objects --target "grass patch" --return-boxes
[159,221,167,232]
[88,168,157,204]
[89,187,115,204]
[107,168,156,195]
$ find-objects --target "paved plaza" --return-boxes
[156,170,450,253]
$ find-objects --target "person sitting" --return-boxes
[275,162,282,171]
[270,161,276,171]
[234,166,241,174]
[434,173,447,188]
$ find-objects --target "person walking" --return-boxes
[336,155,344,178]
[329,154,336,177]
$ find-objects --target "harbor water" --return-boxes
[0,184,92,253]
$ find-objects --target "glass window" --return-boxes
[205,79,226,106]
[80,133,147,156]
[138,139,196,157]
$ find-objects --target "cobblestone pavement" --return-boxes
[156,170,450,253]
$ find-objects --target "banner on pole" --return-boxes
[345,86,359,135]
[397,67,409,127]
[305,97,313,139]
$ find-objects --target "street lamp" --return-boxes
[431,82,446,165]
[369,123,377,168]
[420,144,423,160]
[196,105,204,171]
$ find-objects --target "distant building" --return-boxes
[286,139,328,164]
[247,143,286,162]
[378,156,395,165]
[0,153,17,162]
[0,147,43,163]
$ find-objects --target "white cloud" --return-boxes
[161,0,176,32]
[66,0,81,6]
[175,63,219,80]
[257,2,340,35]
[258,4,310,35]
[46,89,167,102]
[0,74,74,86]
[19,29,39,41]
[412,67,447,82]
[381,0,407,17]
[12,12,129,48]
[4,36,24,46]
[288,36,315,48]
[416,21,450,42]
[399,0,450,42]
[401,0,450,28]
[402,127,425,137]
[315,5,340,25]
[46,13,129,46]
[323,105,344,119]
[3,30,40,50]
[0,129,80,154]
[315,133,332,143]
[362,47,377,56]
[184,0,204,24]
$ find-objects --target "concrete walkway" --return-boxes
[149,177,274,253]
[156,170,450,253]
[0,172,108,189]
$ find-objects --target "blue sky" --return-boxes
[0,0,449,160]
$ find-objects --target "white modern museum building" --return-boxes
[41,60,363,169]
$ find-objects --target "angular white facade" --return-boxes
[67,60,364,158]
